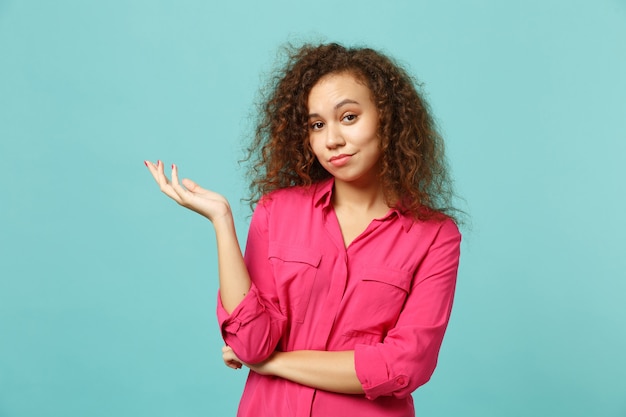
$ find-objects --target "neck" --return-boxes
[331,177,388,214]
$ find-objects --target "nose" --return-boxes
[325,123,345,149]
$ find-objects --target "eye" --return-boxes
[342,113,358,123]
[310,121,324,131]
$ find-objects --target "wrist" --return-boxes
[266,351,284,377]
[211,209,235,230]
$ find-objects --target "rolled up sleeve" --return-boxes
[355,219,461,400]
[216,198,286,364]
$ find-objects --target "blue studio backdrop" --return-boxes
[1,1,625,416]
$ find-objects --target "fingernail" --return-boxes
[172,164,176,170]
[157,160,161,166]
[144,160,148,167]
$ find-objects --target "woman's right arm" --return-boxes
[145,160,285,362]
[144,160,249,312]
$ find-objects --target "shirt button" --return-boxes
[397,377,406,385]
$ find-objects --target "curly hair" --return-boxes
[246,42,459,223]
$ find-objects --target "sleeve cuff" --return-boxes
[216,285,265,334]
[355,343,409,400]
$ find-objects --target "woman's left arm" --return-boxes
[222,346,363,394]
[222,219,461,398]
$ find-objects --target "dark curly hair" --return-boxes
[246,42,459,223]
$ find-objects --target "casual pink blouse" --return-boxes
[217,178,461,417]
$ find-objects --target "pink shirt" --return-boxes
[217,178,461,417]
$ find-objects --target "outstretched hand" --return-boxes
[144,160,231,222]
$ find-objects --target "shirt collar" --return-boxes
[313,178,414,232]
[384,207,415,232]
[313,178,335,209]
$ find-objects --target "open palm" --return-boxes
[145,160,231,222]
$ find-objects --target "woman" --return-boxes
[145,42,461,417]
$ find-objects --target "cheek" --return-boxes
[308,137,323,157]
[354,120,379,143]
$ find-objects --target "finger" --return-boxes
[146,160,170,189]
[222,346,243,366]
[153,161,183,203]
[222,346,235,361]
[224,359,243,370]
[181,178,203,193]
[170,164,191,202]
[181,178,212,197]
[183,178,226,204]
[223,353,243,370]
[144,160,161,184]
[150,159,168,186]
[156,159,168,182]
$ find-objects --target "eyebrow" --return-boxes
[308,99,360,118]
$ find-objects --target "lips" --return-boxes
[329,154,353,167]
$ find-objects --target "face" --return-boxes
[307,72,381,187]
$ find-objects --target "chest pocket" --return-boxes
[268,242,321,324]
[347,266,412,337]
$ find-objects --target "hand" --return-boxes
[221,345,275,375]
[221,345,243,370]
[144,160,231,222]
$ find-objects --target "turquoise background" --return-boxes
[1,0,625,416]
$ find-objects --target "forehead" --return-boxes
[307,72,374,107]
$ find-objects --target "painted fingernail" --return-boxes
[144,160,148,167]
